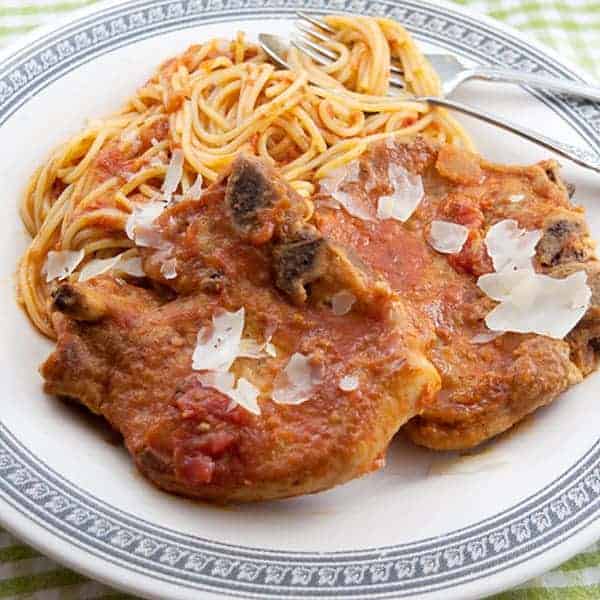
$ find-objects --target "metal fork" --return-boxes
[295,11,600,102]
[258,33,600,174]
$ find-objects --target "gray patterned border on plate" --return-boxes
[1,1,599,597]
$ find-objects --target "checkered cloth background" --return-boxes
[0,1,598,598]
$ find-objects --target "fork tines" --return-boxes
[296,10,336,33]
[294,10,405,82]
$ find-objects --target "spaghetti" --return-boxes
[18,15,474,338]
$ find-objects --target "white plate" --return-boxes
[1,1,599,599]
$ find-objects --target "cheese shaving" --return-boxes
[78,253,146,281]
[186,173,203,200]
[238,338,267,359]
[478,269,533,303]
[317,197,341,210]
[117,256,145,277]
[197,371,261,415]
[272,352,321,405]
[478,269,591,339]
[428,220,469,254]
[125,201,165,248]
[192,308,245,372]
[509,194,525,203]
[162,149,184,203]
[160,258,178,280]
[264,324,278,358]
[44,249,85,282]
[485,219,542,273]
[238,329,278,359]
[319,161,373,221]
[331,290,356,316]
[339,374,359,392]
[79,254,123,282]
[232,377,261,415]
[471,330,505,344]
[376,163,424,222]
[319,160,424,223]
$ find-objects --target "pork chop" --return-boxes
[314,138,599,450]
[41,155,439,501]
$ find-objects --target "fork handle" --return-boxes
[466,67,600,103]
[422,96,600,173]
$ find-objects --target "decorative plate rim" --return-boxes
[1,1,599,598]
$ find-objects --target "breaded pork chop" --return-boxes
[314,138,599,450]
[41,156,439,502]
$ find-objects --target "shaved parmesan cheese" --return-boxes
[339,374,359,392]
[45,249,85,282]
[79,254,122,282]
[376,163,424,222]
[478,269,591,339]
[264,342,277,358]
[232,377,261,415]
[320,163,359,192]
[471,330,504,344]
[160,258,178,280]
[78,253,146,282]
[485,219,542,273]
[376,196,395,220]
[198,371,261,415]
[319,159,423,223]
[125,201,165,248]
[192,308,245,372]
[479,217,591,339]
[317,197,341,210]
[319,161,373,221]
[263,324,278,358]
[428,220,469,254]
[162,149,184,203]
[118,256,145,277]
[509,194,525,203]
[238,328,279,359]
[331,290,356,316]
[478,269,533,303]
[238,338,267,359]
[198,370,234,392]
[272,352,321,405]
[186,173,203,200]
[151,137,160,146]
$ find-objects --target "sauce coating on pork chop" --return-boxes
[314,139,599,450]
[41,155,439,502]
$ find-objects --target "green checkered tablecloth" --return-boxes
[455,0,600,80]
[0,1,598,598]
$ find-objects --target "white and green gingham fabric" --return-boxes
[0,1,598,598]
[455,0,600,80]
